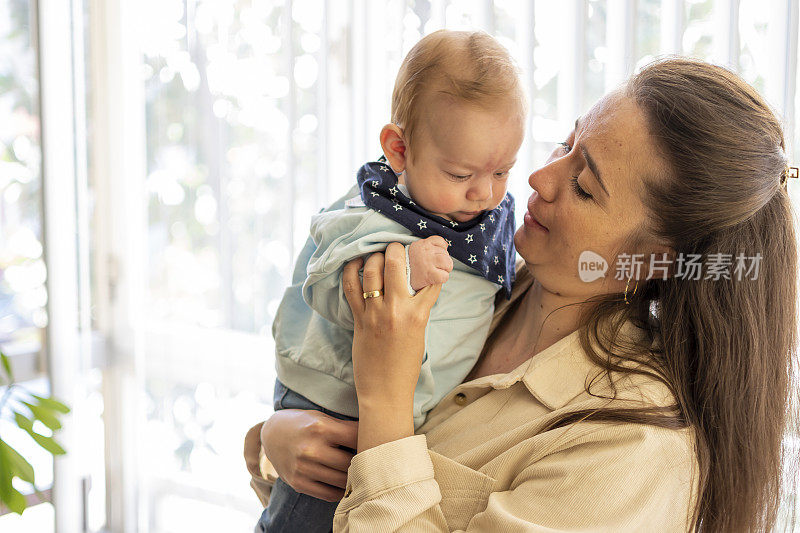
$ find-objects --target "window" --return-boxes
[7,0,797,531]
[0,1,53,530]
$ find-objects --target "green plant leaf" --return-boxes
[0,438,35,484]
[22,401,62,431]
[28,433,66,456]
[3,485,26,515]
[0,443,27,514]
[30,395,70,414]
[0,351,13,382]
[13,411,33,432]
[13,411,67,456]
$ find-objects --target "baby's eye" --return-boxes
[446,171,471,181]
[494,171,509,178]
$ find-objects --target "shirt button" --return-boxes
[454,392,468,406]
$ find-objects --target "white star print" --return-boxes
[488,214,495,223]
[484,246,488,254]
[502,244,507,251]
[445,239,451,247]
[409,200,415,206]
[392,203,402,211]
[450,220,458,227]
[371,180,379,187]
[371,192,379,197]
[389,186,398,196]
[380,166,389,172]
[468,254,477,264]
[485,265,490,274]
[493,256,499,265]
[417,220,427,230]
[479,223,485,231]
[465,234,474,243]
[498,275,504,283]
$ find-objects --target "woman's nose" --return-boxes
[528,162,558,202]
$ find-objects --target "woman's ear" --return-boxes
[379,124,407,173]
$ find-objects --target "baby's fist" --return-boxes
[408,236,454,291]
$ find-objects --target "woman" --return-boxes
[245,58,798,531]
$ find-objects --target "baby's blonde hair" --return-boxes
[391,30,525,154]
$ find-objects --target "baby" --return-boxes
[259,30,526,532]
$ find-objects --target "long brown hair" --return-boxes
[545,58,799,531]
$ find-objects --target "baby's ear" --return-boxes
[379,124,407,173]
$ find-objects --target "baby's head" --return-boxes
[381,30,526,223]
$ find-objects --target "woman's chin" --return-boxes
[514,225,539,258]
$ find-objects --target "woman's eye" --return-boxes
[570,176,593,200]
[559,141,572,154]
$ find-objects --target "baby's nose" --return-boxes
[467,174,493,202]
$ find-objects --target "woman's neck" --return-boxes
[522,279,587,355]
[468,277,590,380]
[498,280,582,365]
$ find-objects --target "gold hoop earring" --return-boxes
[624,276,639,305]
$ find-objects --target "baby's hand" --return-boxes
[408,236,454,291]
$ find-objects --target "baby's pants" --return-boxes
[254,380,357,533]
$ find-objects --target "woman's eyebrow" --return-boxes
[575,116,611,198]
[581,146,610,197]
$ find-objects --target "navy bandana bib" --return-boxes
[356,159,516,298]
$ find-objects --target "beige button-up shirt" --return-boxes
[245,270,699,532]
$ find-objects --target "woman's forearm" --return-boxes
[356,396,415,452]
[341,247,442,452]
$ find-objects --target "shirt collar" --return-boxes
[488,329,588,410]
[515,319,670,411]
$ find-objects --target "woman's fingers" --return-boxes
[384,242,409,301]
[284,477,344,502]
[342,257,365,316]
[362,252,385,297]
[414,281,443,311]
[323,417,358,450]
[317,445,355,473]
[296,480,345,503]
[302,462,349,489]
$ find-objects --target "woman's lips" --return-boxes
[524,211,549,232]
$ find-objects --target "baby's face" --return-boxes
[402,98,525,222]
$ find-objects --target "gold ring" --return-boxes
[362,290,382,299]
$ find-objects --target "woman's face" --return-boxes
[515,90,670,299]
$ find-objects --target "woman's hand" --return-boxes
[260,409,358,502]
[342,243,443,451]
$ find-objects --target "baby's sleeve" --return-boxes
[302,205,416,329]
